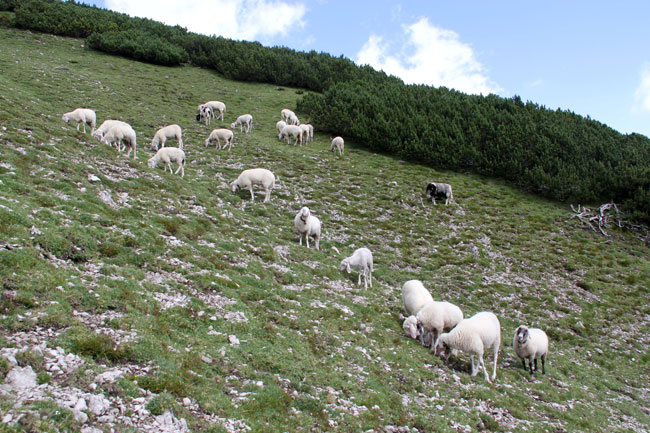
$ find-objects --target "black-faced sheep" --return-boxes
[425,182,453,205]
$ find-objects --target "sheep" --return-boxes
[304,124,314,142]
[293,206,321,250]
[101,123,137,159]
[330,136,344,156]
[278,125,303,146]
[299,124,312,144]
[230,168,275,202]
[197,106,212,126]
[401,280,434,340]
[205,128,234,151]
[231,114,253,133]
[425,182,454,205]
[281,108,294,122]
[199,101,226,121]
[276,120,287,136]
[339,247,373,289]
[62,108,96,134]
[93,119,128,142]
[435,311,501,383]
[416,301,463,350]
[287,112,300,126]
[151,124,183,151]
[147,147,185,178]
[513,325,549,376]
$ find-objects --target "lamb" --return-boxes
[425,182,454,205]
[278,125,303,146]
[62,108,96,134]
[147,147,185,178]
[197,106,212,126]
[416,301,463,350]
[151,124,183,151]
[231,114,253,133]
[293,206,321,250]
[330,136,344,156]
[513,325,549,376]
[101,123,137,159]
[230,168,275,202]
[401,280,434,340]
[281,108,295,122]
[199,101,226,121]
[339,247,373,289]
[276,120,287,136]
[205,128,234,151]
[435,311,501,383]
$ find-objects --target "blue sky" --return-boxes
[81,0,650,138]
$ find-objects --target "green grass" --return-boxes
[0,26,649,433]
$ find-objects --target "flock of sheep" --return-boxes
[62,101,547,384]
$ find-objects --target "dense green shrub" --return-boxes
[87,30,188,66]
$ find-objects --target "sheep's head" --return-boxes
[434,335,451,359]
[61,114,69,123]
[230,123,237,129]
[92,131,103,141]
[204,138,211,147]
[147,157,157,168]
[515,326,530,345]
[230,181,240,193]
[425,183,437,197]
[300,207,311,219]
[403,316,418,339]
[339,259,351,273]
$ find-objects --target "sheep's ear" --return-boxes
[346,262,352,273]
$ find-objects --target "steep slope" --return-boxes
[0,28,649,433]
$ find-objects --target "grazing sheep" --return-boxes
[401,280,434,340]
[151,124,183,151]
[205,128,234,151]
[416,301,463,350]
[230,168,275,202]
[199,101,226,121]
[513,326,549,376]
[147,147,185,177]
[276,120,287,136]
[281,108,295,122]
[330,136,344,156]
[339,247,373,289]
[197,106,212,125]
[287,112,300,126]
[294,206,321,250]
[435,311,501,383]
[425,182,454,205]
[231,114,253,133]
[101,123,137,159]
[299,124,312,144]
[278,125,303,146]
[93,119,128,142]
[62,108,96,134]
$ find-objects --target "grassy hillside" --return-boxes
[0,27,649,433]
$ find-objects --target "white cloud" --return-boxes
[104,0,306,41]
[356,17,500,95]
[634,63,650,112]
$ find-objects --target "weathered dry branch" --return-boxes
[570,202,648,245]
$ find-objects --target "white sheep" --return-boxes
[197,106,212,126]
[435,311,501,383]
[205,128,234,151]
[230,168,275,202]
[93,119,127,142]
[401,280,434,340]
[425,182,454,205]
[147,147,185,177]
[278,125,303,146]
[151,124,183,151]
[199,101,226,121]
[330,136,344,156]
[416,301,463,350]
[294,206,321,250]
[231,114,253,133]
[281,108,294,122]
[101,123,137,159]
[339,247,373,289]
[62,108,96,134]
[299,124,312,144]
[276,120,287,136]
[287,112,300,126]
[513,325,549,376]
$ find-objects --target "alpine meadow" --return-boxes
[0,3,649,433]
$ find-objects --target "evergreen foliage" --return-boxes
[9,0,650,220]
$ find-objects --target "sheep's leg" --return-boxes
[314,236,319,250]
[167,162,173,174]
[533,357,538,372]
[306,233,310,248]
[249,187,255,202]
[264,188,270,203]
[479,355,491,383]
[358,272,362,287]
[470,355,477,376]
[541,355,546,375]
[299,234,303,246]
[174,162,183,175]
[491,347,499,382]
